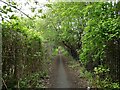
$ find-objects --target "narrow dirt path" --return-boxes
[55,54,71,88]
[46,54,89,88]
[47,54,73,88]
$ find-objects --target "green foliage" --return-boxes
[19,71,48,88]
[93,65,119,88]
[52,46,69,56]
[2,19,42,43]
[1,0,120,89]
[45,2,86,58]
[79,3,120,88]
[45,2,120,88]
[46,2,120,88]
[52,48,59,56]
[93,75,120,88]
[2,17,46,88]
[80,3,120,64]
[0,0,18,21]
[94,65,110,75]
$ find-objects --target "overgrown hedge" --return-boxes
[2,20,45,88]
[80,2,120,86]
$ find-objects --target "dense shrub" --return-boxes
[2,20,44,88]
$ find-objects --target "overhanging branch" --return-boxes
[0,0,33,19]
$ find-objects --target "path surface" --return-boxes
[47,54,89,88]
[55,54,71,88]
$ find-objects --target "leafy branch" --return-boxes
[0,0,32,19]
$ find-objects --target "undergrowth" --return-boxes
[19,71,49,88]
[68,56,120,89]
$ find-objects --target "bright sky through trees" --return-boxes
[0,0,49,22]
